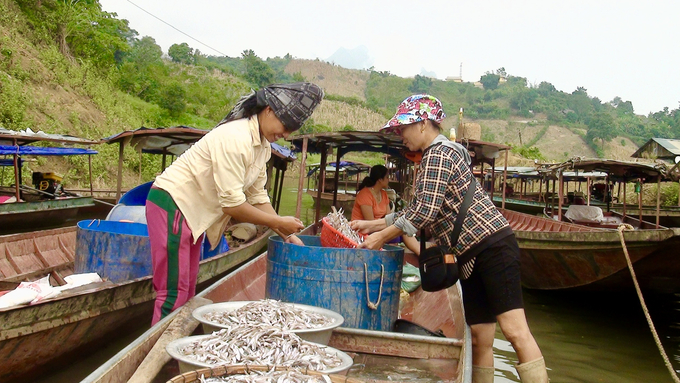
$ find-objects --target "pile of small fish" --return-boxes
[204,300,335,330]
[199,369,332,383]
[325,208,363,245]
[180,325,342,371]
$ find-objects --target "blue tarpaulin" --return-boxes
[0,145,98,156]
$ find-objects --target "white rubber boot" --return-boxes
[472,365,494,383]
[516,357,549,383]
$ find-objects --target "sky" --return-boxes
[99,0,680,116]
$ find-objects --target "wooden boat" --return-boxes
[0,126,298,382]
[0,128,100,233]
[501,208,680,293]
[81,237,472,383]
[0,224,271,383]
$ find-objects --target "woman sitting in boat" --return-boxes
[351,94,548,383]
[145,82,323,325]
[351,165,419,255]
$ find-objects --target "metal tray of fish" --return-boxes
[166,333,354,375]
[192,300,344,345]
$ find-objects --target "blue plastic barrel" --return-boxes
[75,220,151,283]
[118,181,153,206]
[266,235,404,331]
[201,235,230,260]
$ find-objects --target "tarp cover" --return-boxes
[564,205,604,222]
[0,145,97,156]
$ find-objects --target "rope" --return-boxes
[364,263,384,310]
[617,224,680,383]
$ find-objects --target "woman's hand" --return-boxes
[357,232,386,251]
[284,234,304,246]
[277,216,304,237]
[350,219,379,234]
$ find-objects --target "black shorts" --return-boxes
[460,234,524,325]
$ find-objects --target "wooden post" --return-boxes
[271,167,280,211]
[88,154,93,196]
[605,176,611,212]
[316,144,328,225]
[490,162,496,200]
[622,178,627,219]
[638,179,643,224]
[586,177,591,206]
[502,149,508,210]
[13,152,20,201]
[294,138,308,219]
[138,151,142,184]
[558,171,564,221]
[116,141,125,203]
[332,148,341,208]
[655,175,661,228]
[276,166,285,213]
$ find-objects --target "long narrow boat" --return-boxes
[501,209,680,293]
[81,239,472,383]
[0,225,271,383]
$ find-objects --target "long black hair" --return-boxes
[216,90,268,127]
[358,165,388,191]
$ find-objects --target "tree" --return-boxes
[480,72,500,90]
[586,111,617,148]
[537,81,556,96]
[409,75,432,94]
[509,88,538,113]
[159,83,186,117]
[168,43,195,65]
[241,50,275,87]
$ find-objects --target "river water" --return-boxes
[36,185,680,383]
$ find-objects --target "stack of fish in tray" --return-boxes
[166,299,352,378]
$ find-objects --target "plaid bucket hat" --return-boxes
[261,82,324,132]
[380,94,446,134]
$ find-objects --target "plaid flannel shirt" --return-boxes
[388,135,510,279]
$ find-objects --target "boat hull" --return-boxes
[0,227,270,383]
[501,209,680,292]
[0,197,94,233]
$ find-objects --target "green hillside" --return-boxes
[1,0,678,197]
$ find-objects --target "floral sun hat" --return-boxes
[380,94,446,134]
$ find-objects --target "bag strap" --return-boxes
[420,176,477,253]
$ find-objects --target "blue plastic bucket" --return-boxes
[75,220,151,283]
[266,235,404,331]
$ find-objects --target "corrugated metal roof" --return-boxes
[631,138,680,159]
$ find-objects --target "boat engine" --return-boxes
[32,172,63,199]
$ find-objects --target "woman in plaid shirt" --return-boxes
[351,95,548,383]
